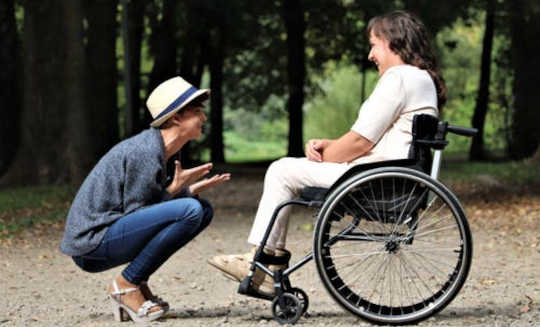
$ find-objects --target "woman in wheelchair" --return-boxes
[209,10,446,294]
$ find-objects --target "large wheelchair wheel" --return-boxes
[313,167,472,325]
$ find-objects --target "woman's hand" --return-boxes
[189,173,231,195]
[305,139,330,162]
[166,161,212,196]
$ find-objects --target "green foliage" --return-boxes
[127,1,515,162]
[224,131,286,162]
[304,63,378,141]
[441,159,540,185]
[436,12,511,155]
[436,17,481,153]
[223,94,288,162]
[220,11,514,161]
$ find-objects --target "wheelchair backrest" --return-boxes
[408,113,440,172]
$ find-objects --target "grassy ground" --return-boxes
[441,155,540,184]
[0,184,75,239]
[1,158,538,239]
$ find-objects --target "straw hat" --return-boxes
[146,76,210,127]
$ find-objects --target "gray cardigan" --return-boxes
[60,128,182,256]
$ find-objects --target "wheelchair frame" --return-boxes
[238,114,478,325]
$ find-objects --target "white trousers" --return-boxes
[247,157,358,250]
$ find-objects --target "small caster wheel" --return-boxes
[290,287,309,315]
[272,293,302,325]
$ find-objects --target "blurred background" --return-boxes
[0,0,539,187]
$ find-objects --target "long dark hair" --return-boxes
[367,11,447,108]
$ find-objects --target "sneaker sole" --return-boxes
[207,259,276,295]
[207,259,243,282]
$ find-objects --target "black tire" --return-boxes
[290,287,309,315]
[272,293,302,325]
[313,167,472,325]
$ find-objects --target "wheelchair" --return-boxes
[238,114,477,325]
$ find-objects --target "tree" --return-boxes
[282,0,306,157]
[403,0,470,34]
[121,0,146,135]
[0,0,20,177]
[63,0,92,183]
[508,0,540,159]
[146,0,179,128]
[1,0,68,184]
[1,0,121,185]
[470,0,496,160]
[208,12,226,163]
[178,0,209,87]
[85,0,119,160]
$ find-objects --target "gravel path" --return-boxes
[1,174,538,326]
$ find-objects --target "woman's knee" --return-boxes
[73,255,112,273]
[197,198,214,229]
[175,198,204,228]
[267,157,294,179]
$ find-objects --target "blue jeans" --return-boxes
[72,197,213,284]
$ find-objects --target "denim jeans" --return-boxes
[72,197,213,284]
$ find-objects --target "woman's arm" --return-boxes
[322,131,374,163]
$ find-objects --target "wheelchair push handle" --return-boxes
[446,124,478,137]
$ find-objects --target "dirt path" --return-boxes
[1,174,539,326]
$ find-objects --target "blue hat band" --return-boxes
[154,86,198,121]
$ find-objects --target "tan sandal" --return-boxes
[208,248,290,295]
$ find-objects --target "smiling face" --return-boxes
[368,31,404,76]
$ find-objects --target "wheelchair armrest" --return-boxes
[300,186,328,202]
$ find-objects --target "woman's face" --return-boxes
[178,104,207,140]
[368,31,403,76]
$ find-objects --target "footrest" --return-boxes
[238,276,274,301]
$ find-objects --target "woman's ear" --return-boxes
[170,113,183,125]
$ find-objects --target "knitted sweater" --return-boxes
[60,128,178,256]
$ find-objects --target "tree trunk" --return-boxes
[177,1,210,164]
[85,0,119,158]
[194,33,209,88]
[121,0,145,135]
[470,0,495,161]
[508,0,540,160]
[530,146,540,163]
[1,0,68,185]
[179,1,208,88]
[0,0,20,178]
[63,0,91,183]
[147,0,178,126]
[282,0,306,157]
[209,29,225,163]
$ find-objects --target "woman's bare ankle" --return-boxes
[116,275,136,288]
